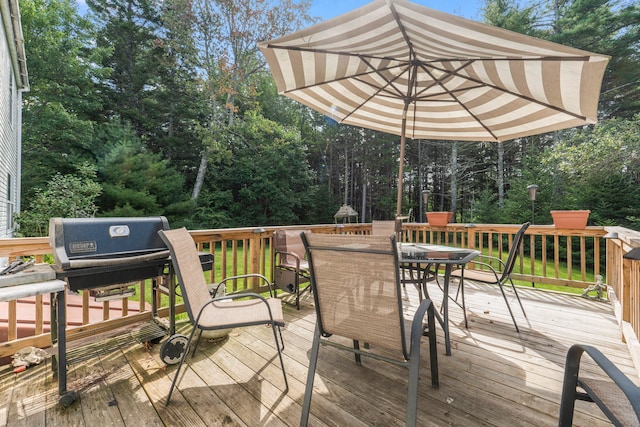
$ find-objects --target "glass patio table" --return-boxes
[399,243,480,356]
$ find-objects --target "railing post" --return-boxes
[465,225,475,250]
[250,228,266,289]
[630,259,640,340]
[623,258,632,324]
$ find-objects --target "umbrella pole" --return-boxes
[396,107,408,218]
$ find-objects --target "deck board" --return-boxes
[1,281,638,427]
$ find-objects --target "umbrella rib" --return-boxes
[359,56,409,98]
[340,58,411,123]
[418,60,500,140]
[387,0,412,51]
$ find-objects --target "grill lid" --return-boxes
[49,217,170,270]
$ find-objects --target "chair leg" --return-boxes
[295,283,300,310]
[295,276,311,310]
[270,323,289,393]
[300,324,321,427]
[407,355,420,427]
[427,304,439,388]
[407,301,438,427]
[166,325,199,405]
[353,340,362,364]
[458,273,468,329]
[191,329,203,357]
[497,281,520,332]
[508,278,528,317]
[276,325,285,351]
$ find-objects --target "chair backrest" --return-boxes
[273,229,308,266]
[158,228,210,325]
[501,222,530,280]
[371,220,397,237]
[301,232,408,359]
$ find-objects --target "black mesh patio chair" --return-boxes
[450,222,530,332]
[559,344,640,427]
[158,227,288,405]
[300,232,439,427]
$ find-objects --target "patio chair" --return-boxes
[559,344,640,427]
[371,219,398,237]
[300,232,439,427]
[158,227,288,405]
[450,222,530,332]
[373,219,438,301]
[272,229,311,309]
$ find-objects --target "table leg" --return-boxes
[55,290,66,394]
[54,290,79,406]
[419,265,449,355]
[442,265,452,355]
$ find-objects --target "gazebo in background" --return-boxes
[334,205,358,224]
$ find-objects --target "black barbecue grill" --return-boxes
[46,216,213,405]
[49,216,177,360]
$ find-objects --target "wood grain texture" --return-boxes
[2,281,637,427]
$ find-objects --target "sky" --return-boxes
[75,0,485,22]
[309,0,484,21]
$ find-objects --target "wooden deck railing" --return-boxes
[1,222,639,369]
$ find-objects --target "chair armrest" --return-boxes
[194,291,281,326]
[275,250,305,270]
[411,298,433,340]
[474,254,507,270]
[215,274,276,298]
[466,260,501,281]
[560,344,640,426]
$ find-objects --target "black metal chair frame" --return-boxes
[559,344,640,427]
[451,222,530,332]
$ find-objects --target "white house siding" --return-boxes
[0,0,28,238]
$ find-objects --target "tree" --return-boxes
[186,0,315,201]
[140,0,206,179]
[542,116,640,227]
[483,0,538,34]
[88,0,207,196]
[97,131,193,223]
[19,0,108,201]
[14,165,102,237]
[200,111,316,227]
[87,0,164,136]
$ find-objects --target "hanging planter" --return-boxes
[551,210,591,229]
[426,211,454,226]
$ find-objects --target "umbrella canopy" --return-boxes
[259,0,609,216]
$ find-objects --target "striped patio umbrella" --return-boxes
[259,0,609,217]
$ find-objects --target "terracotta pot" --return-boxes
[426,211,453,226]
[551,210,591,229]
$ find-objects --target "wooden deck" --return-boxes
[1,281,637,427]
